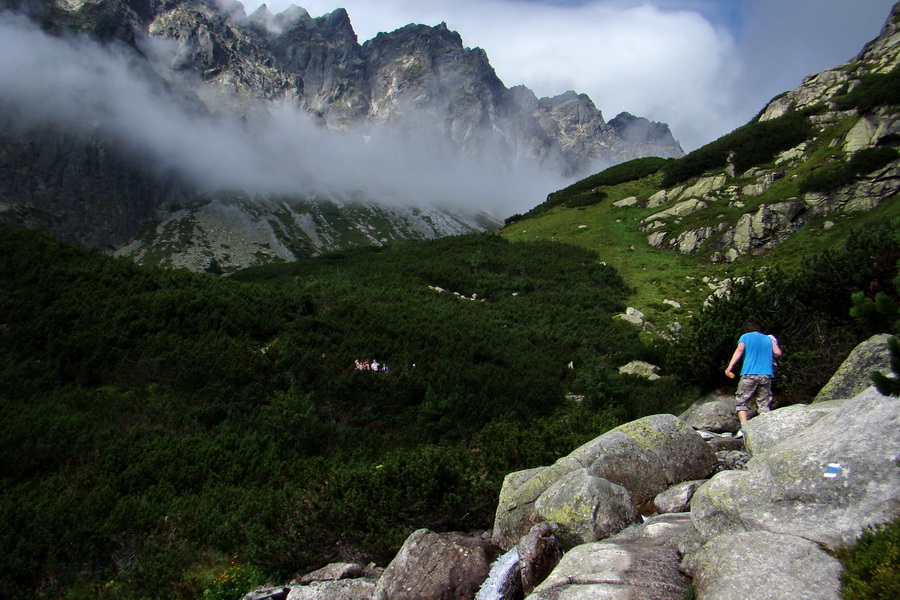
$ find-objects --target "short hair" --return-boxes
[744,321,762,333]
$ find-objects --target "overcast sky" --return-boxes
[244,0,896,151]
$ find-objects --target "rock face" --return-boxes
[690,386,900,550]
[491,413,717,550]
[814,332,894,402]
[0,0,682,271]
[528,513,695,600]
[681,531,843,600]
[373,529,497,600]
[0,130,193,251]
[110,196,497,272]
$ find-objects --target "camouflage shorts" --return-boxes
[735,374,773,413]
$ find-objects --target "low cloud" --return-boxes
[0,13,564,217]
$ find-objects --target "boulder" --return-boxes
[653,479,706,514]
[491,467,550,549]
[373,529,497,600]
[245,588,291,600]
[742,400,842,456]
[286,580,376,600]
[492,414,717,549]
[690,387,900,550]
[676,175,727,200]
[618,312,644,327]
[534,469,641,548]
[673,225,722,254]
[646,189,668,208]
[814,333,893,402]
[528,513,695,600]
[714,201,806,254]
[517,522,563,595]
[679,390,741,433]
[641,198,708,223]
[613,196,638,207]
[618,360,661,380]
[681,531,842,600]
[704,435,745,453]
[296,562,364,584]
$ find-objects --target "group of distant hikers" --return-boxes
[354,359,391,373]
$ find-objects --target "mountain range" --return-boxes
[0,0,683,272]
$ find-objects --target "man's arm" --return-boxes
[772,338,783,358]
[725,342,745,377]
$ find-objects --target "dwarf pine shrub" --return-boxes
[838,518,900,599]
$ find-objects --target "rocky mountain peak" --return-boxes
[362,21,505,128]
[538,91,604,124]
[759,1,900,120]
[0,0,686,271]
[856,0,900,68]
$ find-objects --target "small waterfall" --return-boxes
[475,546,522,600]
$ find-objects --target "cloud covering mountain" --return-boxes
[0,12,564,216]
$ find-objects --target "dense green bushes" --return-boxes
[0,226,655,599]
[799,146,899,194]
[661,111,813,187]
[558,157,669,195]
[835,65,900,112]
[838,518,900,600]
[514,157,669,220]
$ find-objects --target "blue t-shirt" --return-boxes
[739,331,774,376]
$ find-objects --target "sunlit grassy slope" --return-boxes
[500,105,900,330]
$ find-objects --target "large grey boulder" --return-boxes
[681,531,842,600]
[814,333,893,402]
[713,201,806,255]
[286,579,376,600]
[533,469,641,549]
[373,529,496,600]
[653,479,707,514]
[492,414,717,550]
[527,513,695,600]
[295,562,365,584]
[742,400,843,456]
[690,387,900,550]
[679,390,741,433]
[517,522,563,596]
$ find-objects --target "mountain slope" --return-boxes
[502,1,900,327]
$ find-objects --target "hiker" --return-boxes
[725,321,783,431]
